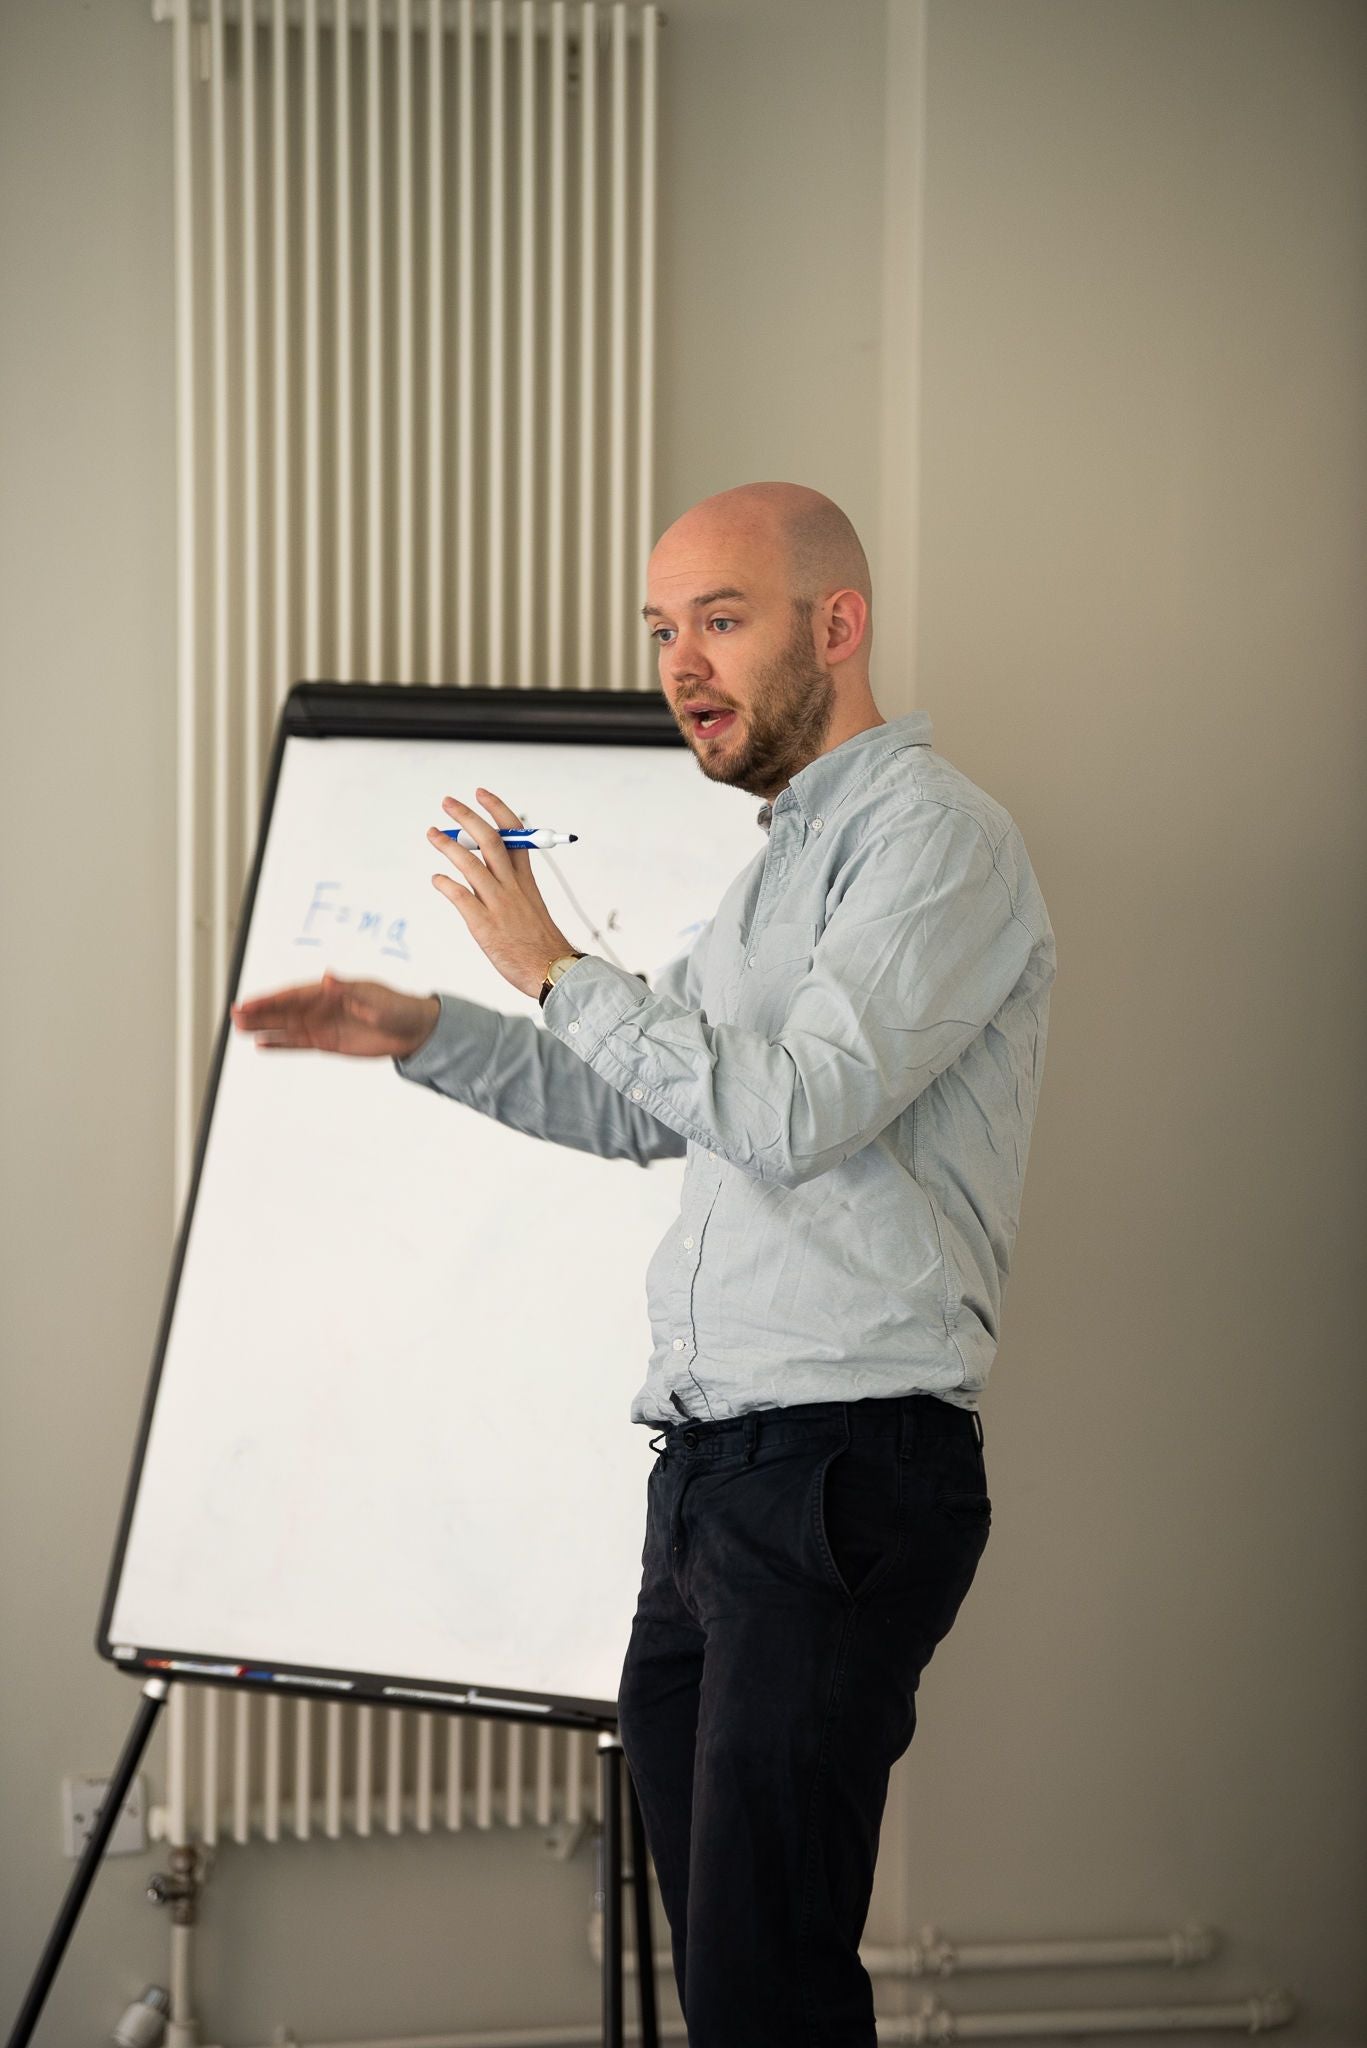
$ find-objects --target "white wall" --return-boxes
[899,1,1367,2038]
[0,1,890,2042]
[0,0,182,2035]
[653,0,891,619]
[2,0,1363,2043]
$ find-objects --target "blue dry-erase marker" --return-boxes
[437,826,578,850]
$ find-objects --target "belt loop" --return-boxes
[742,1412,758,1466]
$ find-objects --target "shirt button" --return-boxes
[811,816,824,831]
[631,1087,644,1100]
[707,1150,717,1162]
[683,1236,694,1250]
[567,1020,580,1035]
[671,1338,685,1351]
[746,956,755,968]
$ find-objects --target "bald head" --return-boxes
[643,482,883,795]
[654,481,872,624]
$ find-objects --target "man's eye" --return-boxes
[650,627,676,645]
[709,617,736,633]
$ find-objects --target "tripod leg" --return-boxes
[597,1733,624,2048]
[625,1764,659,2048]
[6,1677,169,2048]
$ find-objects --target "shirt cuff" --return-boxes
[542,953,654,1053]
[392,989,503,1094]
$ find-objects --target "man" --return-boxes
[232,481,1057,2046]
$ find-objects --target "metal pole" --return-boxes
[597,1732,624,2048]
[5,1679,170,2048]
[626,1762,659,2047]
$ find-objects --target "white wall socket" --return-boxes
[61,1774,148,1858]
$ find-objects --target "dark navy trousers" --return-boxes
[616,1393,991,2046]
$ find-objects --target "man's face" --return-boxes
[642,529,834,800]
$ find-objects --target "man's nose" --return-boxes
[669,629,711,684]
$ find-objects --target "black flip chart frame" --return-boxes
[97,682,697,1732]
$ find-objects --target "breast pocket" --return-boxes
[746,919,819,971]
[738,921,820,1024]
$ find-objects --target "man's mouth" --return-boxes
[685,705,737,737]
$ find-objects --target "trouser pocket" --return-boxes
[816,1426,904,1603]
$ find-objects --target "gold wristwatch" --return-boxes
[538,950,585,1008]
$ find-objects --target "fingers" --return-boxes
[232,975,385,1049]
[430,794,523,911]
[473,786,526,833]
[438,790,512,864]
[231,983,323,1030]
[472,784,542,895]
[429,871,477,918]
[433,795,512,889]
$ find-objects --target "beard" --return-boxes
[682,606,836,799]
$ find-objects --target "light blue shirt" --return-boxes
[396,712,1056,1425]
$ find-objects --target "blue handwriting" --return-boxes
[295,881,412,962]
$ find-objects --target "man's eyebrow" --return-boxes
[640,587,749,621]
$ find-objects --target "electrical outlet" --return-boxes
[61,1774,147,1859]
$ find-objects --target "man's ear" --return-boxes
[822,588,869,667]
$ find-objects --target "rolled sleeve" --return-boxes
[393,991,502,1110]
[543,807,1040,1188]
[393,969,692,1168]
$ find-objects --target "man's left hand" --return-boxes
[428,790,575,1000]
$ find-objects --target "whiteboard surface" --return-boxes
[106,728,764,1712]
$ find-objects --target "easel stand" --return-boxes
[597,1732,660,2048]
[5,1677,170,2048]
[6,1684,659,2048]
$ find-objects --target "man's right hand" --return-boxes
[231,973,440,1060]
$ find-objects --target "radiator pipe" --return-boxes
[163,1922,198,2048]
[588,1906,1220,1980]
[883,1989,1298,2040]
[209,2030,686,2048]
[213,1985,1296,2048]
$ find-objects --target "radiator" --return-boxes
[150,0,659,1848]
[154,1688,603,1845]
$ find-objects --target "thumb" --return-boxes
[327,973,373,1018]
[323,971,370,1019]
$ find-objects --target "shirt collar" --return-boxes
[755,711,933,834]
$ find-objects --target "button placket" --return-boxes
[746,838,793,965]
[670,1178,717,1376]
